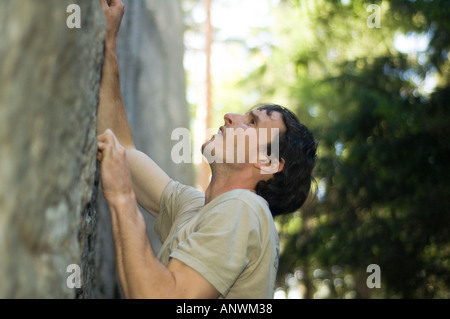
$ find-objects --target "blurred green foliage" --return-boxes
[244,0,450,298]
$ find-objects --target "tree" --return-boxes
[245,0,450,298]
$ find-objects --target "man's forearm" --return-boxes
[97,44,135,149]
[108,194,178,299]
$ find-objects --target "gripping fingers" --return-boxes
[97,130,127,163]
[98,129,115,144]
[101,0,124,11]
[97,141,108,162]
[97,130,115,160]
[100,0,113,9]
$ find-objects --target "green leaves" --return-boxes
[260,0,450,298]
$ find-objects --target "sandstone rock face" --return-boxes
[0,0,192,298]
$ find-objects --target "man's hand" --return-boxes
[97,129,134,204]
[100,0,125,50]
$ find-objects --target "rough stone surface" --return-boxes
[0,0,192,298]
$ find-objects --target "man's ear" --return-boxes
[254,156,285,175]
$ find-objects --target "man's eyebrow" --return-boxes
[248,110,261,125]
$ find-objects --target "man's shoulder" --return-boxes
[203,189,272,224]
[164,179,205,205]
[216,189,268,208]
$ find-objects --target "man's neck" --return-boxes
[204,165,256,205]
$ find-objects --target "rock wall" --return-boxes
[0,0,192,298]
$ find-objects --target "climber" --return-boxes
[97,0,317,299]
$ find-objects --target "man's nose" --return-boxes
[224,113,241,126]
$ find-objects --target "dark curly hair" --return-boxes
[253,104,318,217]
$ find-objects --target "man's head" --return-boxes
[202,106,285,174]
[202,103,317,217]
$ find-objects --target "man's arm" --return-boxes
[97,0,132,148]
[97,130,220,299]
[96,1,219,299]
[97,0,169,216]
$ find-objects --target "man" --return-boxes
[97,0,317,299]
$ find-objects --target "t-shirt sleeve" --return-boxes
[169,198,262,298]
[155,180,204,243]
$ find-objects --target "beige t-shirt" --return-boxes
[154,180,280,299]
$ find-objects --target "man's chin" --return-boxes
[201,134,218,152]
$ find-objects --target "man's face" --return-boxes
[202,109,286,167]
